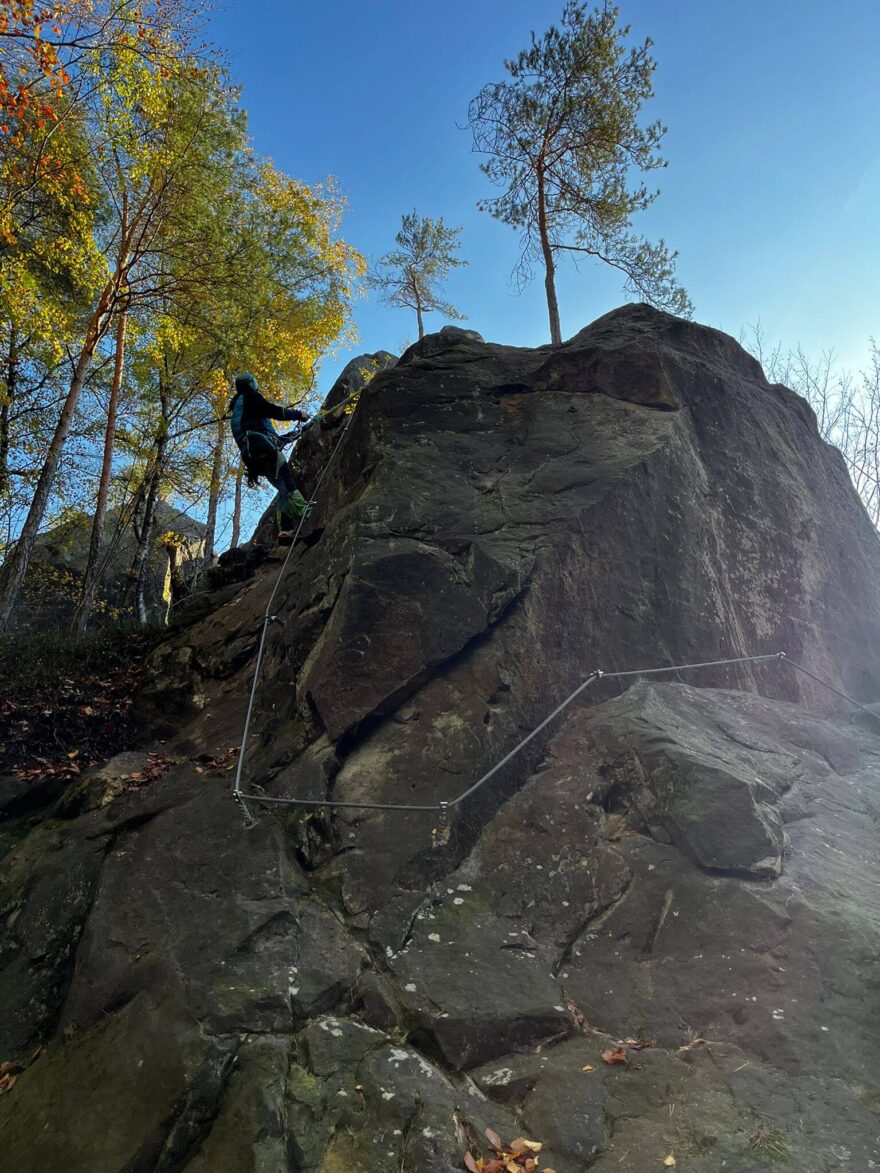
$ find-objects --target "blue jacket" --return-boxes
[230,386,305,452]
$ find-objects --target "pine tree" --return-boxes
[467,1,691,345]
[369,211,467,340]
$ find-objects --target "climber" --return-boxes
[230,373,313,536]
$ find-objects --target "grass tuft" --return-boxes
[748,1126,792,1163]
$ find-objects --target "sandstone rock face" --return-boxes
[320,349,397,412]
[2,305,880,1171]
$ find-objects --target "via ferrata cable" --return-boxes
[232,410,355,826]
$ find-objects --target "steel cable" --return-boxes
[238,649,879,820]
[232,416,354,824]
[229,429,878,825]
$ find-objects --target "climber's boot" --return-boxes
[275,492,315,542]
[287,490,314,521]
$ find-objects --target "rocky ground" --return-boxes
[2,305,879,1171]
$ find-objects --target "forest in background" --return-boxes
[0,0,363,630]
[0,0,877,638]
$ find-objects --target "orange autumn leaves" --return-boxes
[465,1129,555,1173]
[0,2,82,122]
[601,1036,656,1066]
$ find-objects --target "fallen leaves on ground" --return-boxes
[464,1129,553,1172]
[12,752,81,783]
[663,1156,676,1167]
[0,1044,46,1095]
[601,1037,657,1066]
[3,635,154,782]
[193,746,240,773]
[120,753,173,789]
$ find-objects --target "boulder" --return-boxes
[3,305,880,1170]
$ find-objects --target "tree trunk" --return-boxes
[163,541,185,622]
[72,310,128,633]
[230,463,243,550]
[536,169,562,346]
[125,377,171,626]
[0,395,9,503]
[130,456,163,626]
[202,411,225,562]
[0,328,17,500]
[0,290,114,631]
[416,298,424,341]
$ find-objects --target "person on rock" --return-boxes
[229,373,313,538]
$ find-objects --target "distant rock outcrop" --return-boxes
[2,305,879,1171]
[11,501,205,628]
[320,348,397,411]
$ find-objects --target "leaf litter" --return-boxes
[2,632,155,783]
[464,1127,556,1173]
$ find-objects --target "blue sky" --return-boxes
[207,0,880,391]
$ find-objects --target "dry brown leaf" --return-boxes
[601,1046,628,1065]
[0,1073,17,1094]
[485,1128,503,1152]
[483,1162,505,1173]
[200,746,241,770]
[581,1064,595,1072]
[663,1157,676,1167]
[464,1153,479,1173]
[624,1037,657,1051]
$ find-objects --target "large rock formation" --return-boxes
[2,305,880,1171]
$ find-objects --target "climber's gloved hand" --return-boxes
[299,417,315,432]
[286,407,309,423]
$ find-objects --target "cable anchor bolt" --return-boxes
[432,801,450,850]
[233,790,258,829]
